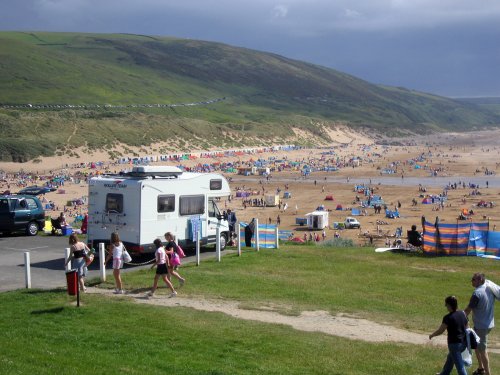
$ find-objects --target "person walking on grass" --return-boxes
[465,273,495,375]
[164,232,185,287]
[147,239,176,298]
[429,295,468,375]
[104,232,125,294]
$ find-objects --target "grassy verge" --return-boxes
[119,246,500,333]
[1,245,500,374]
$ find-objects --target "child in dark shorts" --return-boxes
[147,239,177,298]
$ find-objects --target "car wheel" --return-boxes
[219,232,228,250]
[26,221,39,236]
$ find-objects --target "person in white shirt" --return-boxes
[104,232,125,294]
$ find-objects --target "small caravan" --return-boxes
[264,194,280,207]
[305,211,329,230]
[87,166,231,254]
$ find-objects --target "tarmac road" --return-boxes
[0,234,72,292]
[0,233,225,293]
[0,234,154,292]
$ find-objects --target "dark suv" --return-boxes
[0,194,46,236]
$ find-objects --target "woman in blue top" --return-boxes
[429,295,469,375]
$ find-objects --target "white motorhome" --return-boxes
[87,166,231,254]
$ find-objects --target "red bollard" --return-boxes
[65,270,78,296]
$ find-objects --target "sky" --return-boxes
[1,0,500,98]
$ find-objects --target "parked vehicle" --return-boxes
[344,217,361,229]
[0,194,46,236]
[18,185,57,195]
[87,166,231,254]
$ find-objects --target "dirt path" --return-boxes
[87,286,447,347]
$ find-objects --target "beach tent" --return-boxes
[385,209,400,219]
[422,197,432,204]
[324,195,334,201]
[336,204,343,210]
[305,211,329,230]
[351,208,361,216]
[283,191,292,199]
[265,194,280,207]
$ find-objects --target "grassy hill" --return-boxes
[0,31,499,162]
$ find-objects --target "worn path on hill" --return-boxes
[86,287,456,348]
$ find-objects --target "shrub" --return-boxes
[316,237,354,247]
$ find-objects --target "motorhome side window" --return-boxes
[157,194,175,213]
[210,179,222,190]
[179,195,204,216]
[106,193,124,213]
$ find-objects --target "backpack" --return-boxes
[176,243,186,258]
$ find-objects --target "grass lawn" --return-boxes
[1,245,499,374]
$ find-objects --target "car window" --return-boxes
[0,199,10,213]
[15,199,28,210]
[26,198,39,210]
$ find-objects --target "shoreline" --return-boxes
[1,129,499,245]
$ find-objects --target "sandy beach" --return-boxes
[1,127,499,246]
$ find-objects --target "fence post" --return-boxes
[196,232,201,266]
[255,218,260,251]
[237,221,241,256]
[99,242,106,282]
[216,226,221,262]
[275,226,279,249]
[24,251,31,289]
[65,247,71,272]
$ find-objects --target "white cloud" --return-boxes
[272,5,288,19]
[344,8,361,19]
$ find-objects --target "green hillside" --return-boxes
[0,31,499,162]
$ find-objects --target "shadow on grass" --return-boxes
[25,288,67,295]
[31,306,65,315]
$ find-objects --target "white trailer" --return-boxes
[87,166,231,254]
[305,211,329,230]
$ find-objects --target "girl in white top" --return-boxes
[147,239,176,298]
[104,232,125,294]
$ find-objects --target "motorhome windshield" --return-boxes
[208,198,221,218]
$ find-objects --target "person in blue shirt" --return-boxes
[464,273,495,375]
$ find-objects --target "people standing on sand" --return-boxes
[104,232,125,294]
[464,273,495,375]
[80,213,88,234]
[429,295,468,375]
[58,212,67,227]
[65,233,91,292]
[147,239,177,298]
[164,232,185,286]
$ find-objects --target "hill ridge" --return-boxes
[0,31,499,162]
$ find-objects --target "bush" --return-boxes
[316,237,354,247]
